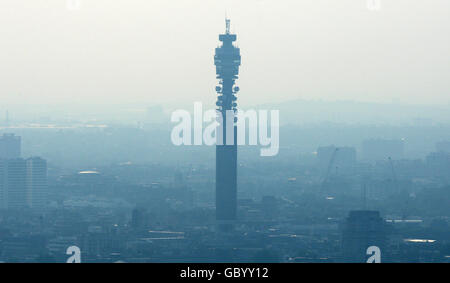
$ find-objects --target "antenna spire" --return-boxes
[225,18,231,34]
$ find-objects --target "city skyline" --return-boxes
[0,0,449,268]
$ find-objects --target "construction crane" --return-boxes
[321,147,339,192]
[388,157,397,187]
[389,156,409,220]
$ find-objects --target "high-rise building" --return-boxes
[214,19,241,230]
[341,210,387,262]
[0,133,21,159]
[0,158,27,209]
[26,157,48,209]
[0,160,5,208]
[0,133,47,209]
[0,157,47,209]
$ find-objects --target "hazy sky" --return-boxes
[0,0,449,107]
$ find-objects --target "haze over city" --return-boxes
[1,0,449,108]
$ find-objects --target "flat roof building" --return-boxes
[0,133,21,159]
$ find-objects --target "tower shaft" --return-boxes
[214,20,241,229]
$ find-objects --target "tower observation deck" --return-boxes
[214,19,241,230]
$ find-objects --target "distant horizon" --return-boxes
[3,97,450,126]
[3,96,450,107]
[1,0,449,106]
